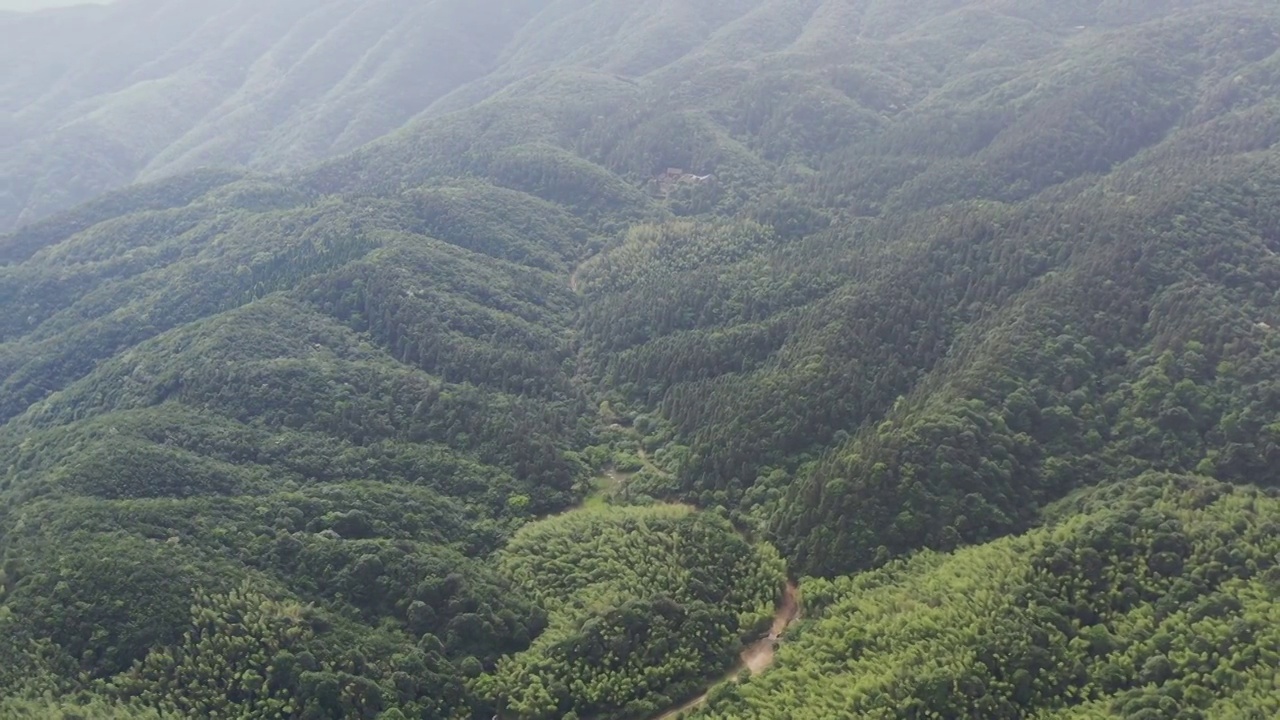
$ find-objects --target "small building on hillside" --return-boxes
[652,167,715,197]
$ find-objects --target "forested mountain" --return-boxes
[2,0,1280,718]
[1,0,555,230]
[701,475,1280,719]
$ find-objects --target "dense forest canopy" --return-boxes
[2,0,1280,717]
[698,475,1280,719]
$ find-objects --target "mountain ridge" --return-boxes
[7,0,1249,231]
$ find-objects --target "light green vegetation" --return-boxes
[695,475,1280,719]
[480,505,785,719]
[581,471,625,510]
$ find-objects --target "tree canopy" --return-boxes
[2,0,1280,717]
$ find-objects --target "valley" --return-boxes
[565,452,802,720]
[654,581,800,720]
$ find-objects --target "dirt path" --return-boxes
[562,423,800,720]
[744,581,800,673]
[653,582,800,720]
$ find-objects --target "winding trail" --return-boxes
[569,261,585,293]
[569,412,803,720]
[653,581,801,720]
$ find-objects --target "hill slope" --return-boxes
[2,0,1280,718]
[1,0,549,230]
[699,475,1280,719]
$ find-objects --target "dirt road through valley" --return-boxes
[653,581,800,720]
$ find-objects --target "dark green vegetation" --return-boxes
[0,176,596,718]
[2,0,1280,717]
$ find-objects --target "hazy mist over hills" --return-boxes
[2,1,1279,718]
[0,0,109,10]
